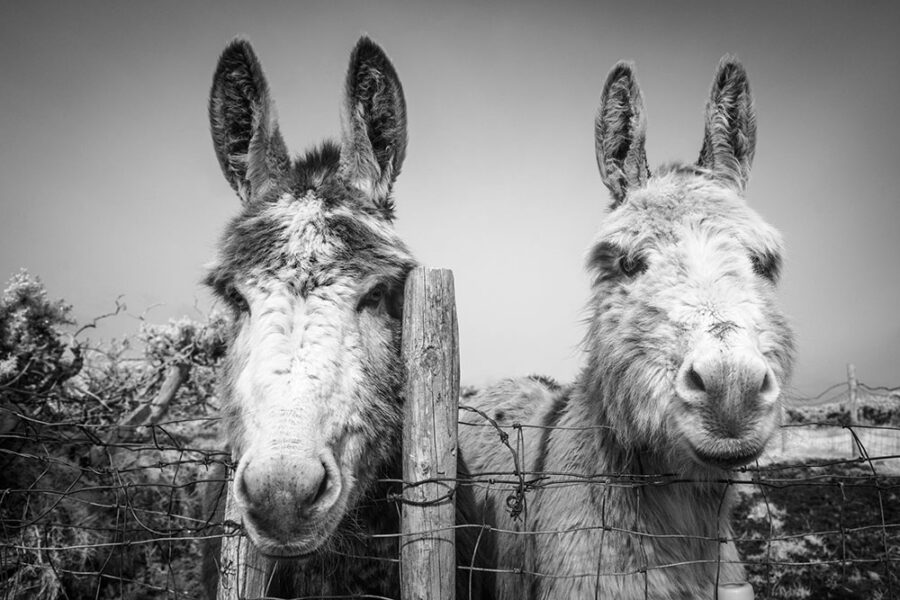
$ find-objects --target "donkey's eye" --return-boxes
[618,254,647,278]
[220,283,249,314]
[358,284,403,319]
[750,252,781,282]
[358,285,386,312]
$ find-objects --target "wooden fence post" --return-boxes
[217,471,274,600]
[847,363,859,457]
[400,267,459,600]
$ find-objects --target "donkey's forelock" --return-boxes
[289,141,400,221]
[206,181,415,305]
[586,165,785,278]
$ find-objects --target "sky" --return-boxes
[1,1,898,398]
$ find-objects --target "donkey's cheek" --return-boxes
[357,312,394,355]
[337,425,389,495]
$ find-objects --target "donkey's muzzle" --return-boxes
[674,348,781,466]
[235,446,342,552]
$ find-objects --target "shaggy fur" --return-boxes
[202,37,486,599]
[460,57,795,599]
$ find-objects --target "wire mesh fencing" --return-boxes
[1,407,228,599]
[3,377,897,599]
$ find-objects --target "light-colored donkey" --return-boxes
[202,37,485,598]
[460,57,795,599]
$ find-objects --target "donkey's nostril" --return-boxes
[687,366,706,393]
[675,360,713,402]
[314,464,330,504]
[757,366,781,404]
[760,371,772,394]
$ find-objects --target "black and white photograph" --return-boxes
[1,2,898,598]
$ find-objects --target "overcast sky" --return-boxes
[1,1,898,397]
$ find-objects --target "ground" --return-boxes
[734,461,900,599]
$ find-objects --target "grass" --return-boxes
[734,461,900,599]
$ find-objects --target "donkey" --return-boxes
[201,37,485,598]
[459,56,795,598]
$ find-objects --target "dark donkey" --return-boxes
[202,37,486,598]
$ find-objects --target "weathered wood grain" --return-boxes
[400,267,459,600]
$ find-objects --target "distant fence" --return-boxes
[768,424,900,465]
[2,290,899,599]
[766,364,900,465]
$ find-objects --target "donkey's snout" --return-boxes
[240,454,326,511]
[676,351,780,436]
[237,448,341,536]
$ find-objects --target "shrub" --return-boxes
[0,271,229,599]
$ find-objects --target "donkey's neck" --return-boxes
[552,375,741,584]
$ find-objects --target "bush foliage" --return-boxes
[1,271,228,599]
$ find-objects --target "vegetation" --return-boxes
[735,462,900,599]
[0,270,228,599]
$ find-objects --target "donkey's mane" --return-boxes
[206,138,414,301]
[289,141,397,221]
[291,141,342,194]
[653,161,710,179]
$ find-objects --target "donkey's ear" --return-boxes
[697,55,756,193]
[595,62,649,208]
[339,36,407,213]
[209,38,290,204]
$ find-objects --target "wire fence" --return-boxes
[3,370,898,599]
[1,411,225,599]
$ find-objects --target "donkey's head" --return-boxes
[587,57,795,473]
[205,37,415,557]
